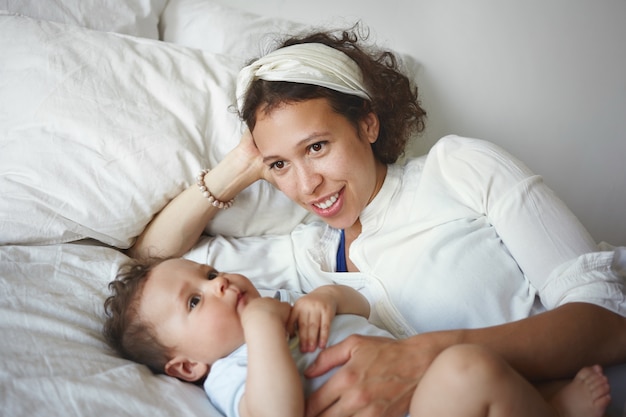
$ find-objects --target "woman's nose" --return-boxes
[297,165,322,195]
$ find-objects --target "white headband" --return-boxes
[235,43,371,112]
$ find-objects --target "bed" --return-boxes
[1,1,624,416]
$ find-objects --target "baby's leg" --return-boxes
[408,344,610,417]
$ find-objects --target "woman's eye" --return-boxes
[189,295,201,310]
[308,142,325,154]
[270,160,285,170]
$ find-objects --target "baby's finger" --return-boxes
[299,314,321,352]
[286,309,300,336]
[318,312,331,349]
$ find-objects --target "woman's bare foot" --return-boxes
[549,365,611,417]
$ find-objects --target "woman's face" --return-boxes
[252,98,386,230]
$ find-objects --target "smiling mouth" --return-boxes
[313,192,339,210]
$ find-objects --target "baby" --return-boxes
[103,257,611,417]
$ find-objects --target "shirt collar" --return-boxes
[359,163,402,230]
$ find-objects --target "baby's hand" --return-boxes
[287,291,338,353]
[241,297,292,329]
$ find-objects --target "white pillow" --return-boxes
[0,13,310,248]
[160,0,421,78]
[2,0,167,39]
[160,0,309,63]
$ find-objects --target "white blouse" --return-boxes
[290,135,626,337]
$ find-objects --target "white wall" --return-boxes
[222,0,626,246]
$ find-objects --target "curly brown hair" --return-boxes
[102,259,172,375]
[239,23,426,164]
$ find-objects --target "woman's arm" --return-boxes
[304,302,626,417]
[128,131,266,259]
[239,298,304,417]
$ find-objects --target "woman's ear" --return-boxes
[164,356,210,382]
[359,112,380,144]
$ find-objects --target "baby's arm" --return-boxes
[239,297,303,417]
[288,285,370,352]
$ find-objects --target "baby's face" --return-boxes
[139,258,260,366]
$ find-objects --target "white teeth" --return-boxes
[314,193,339,209]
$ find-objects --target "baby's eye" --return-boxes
[207,271,219,280]
[189,295,201,310]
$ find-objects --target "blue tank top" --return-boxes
[336,229,348,272]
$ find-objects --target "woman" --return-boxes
[131,26,626,417]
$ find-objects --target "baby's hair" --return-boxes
[103,258,172,374]
[240,22,426,164]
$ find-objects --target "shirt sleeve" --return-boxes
[432,136,624,310]
[204,348,248,417]
[541,247,626,314]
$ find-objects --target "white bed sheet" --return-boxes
[0,243,222,416]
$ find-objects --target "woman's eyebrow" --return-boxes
[261,132,329,163]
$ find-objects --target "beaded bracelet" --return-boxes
[196,169,234,209]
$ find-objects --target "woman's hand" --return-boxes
[228,128,273,185]
[304,333,450,417]
[304,303,626,417]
